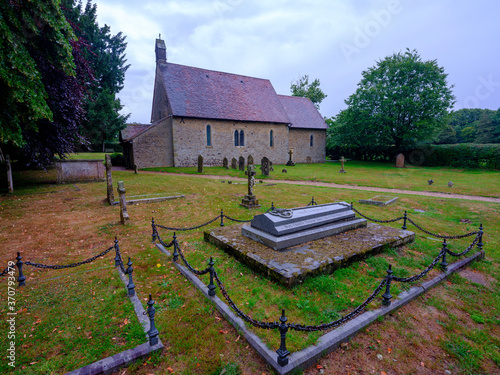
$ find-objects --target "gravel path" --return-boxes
[136,171,500,203]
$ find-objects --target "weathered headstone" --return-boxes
[238,156,245,171]
[6,154,13,194]
[134,164,138,174]
[286,149,295,166]
[396,153,405,168]
[247,155,254,166]
[448,181,454,188]
[223,157,228,169]
[242,202,367,250]
[231,158,237,169]
[198,155,203,173]
[261,157,270,176]
[306,156,312,164]
[240,164,261,209]
[339,156,346,173]
[270,161,274,172]
[117,181,130,225]
[105,154,114,204]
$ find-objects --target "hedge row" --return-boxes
[415,144,500,169]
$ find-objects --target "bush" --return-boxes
[411,144,500,169]
[110,152,124,166]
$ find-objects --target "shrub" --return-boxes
[413,144,500,169]
[110,152,124,166]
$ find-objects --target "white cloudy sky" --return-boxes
[93,0,500,123]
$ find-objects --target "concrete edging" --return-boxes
[157,242,484,375]
[64,267,164,375]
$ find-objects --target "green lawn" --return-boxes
[145,160,500,198]
[0,163,498,374]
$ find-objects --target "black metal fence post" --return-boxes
[402,211,407,230]
[114,237,121,267]
[147,294,159,346]
[271,202,275,211]
[276,309,290,366]
[16,252,25,287]
[382,265,393,306]
[172,233,179,262]
[207,257,216,297]
[126,257,135,296]
[151,217,157,243]
[220,209,224,227]
[350,201,353,210]
[477,224,483,251]
[440,239,448,271]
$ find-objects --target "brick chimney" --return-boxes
[155,37,167,64]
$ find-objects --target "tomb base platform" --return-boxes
[205,223,414,288]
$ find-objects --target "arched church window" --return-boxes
[270,130,274,147]
[239,130,245,146]
[234,130,239,146]
[310,134,314,147]
[206,125,212,146]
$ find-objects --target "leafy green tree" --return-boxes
[460,126,476,143]
[62,0,129,151]
[0,0,92,166]
[434,124,457,144]
[474,109,499,144]
[332,49,455,157]
[290,75,327,109]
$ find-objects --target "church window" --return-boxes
[239,130,245,146]
[206,125,212,146]
[270,130,274,147]
[234,130,239,146]
[310,134,314,147]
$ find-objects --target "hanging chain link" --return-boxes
[0,263,14,277]
[176,243,211,275]
[223,215,252,223]
[406,217,478,239]
[214,270,279,330]
[156,215,222,231]
[25,246,114,270]
[446,233,481,257]
[289,278,387,332]
[392,249,444,283]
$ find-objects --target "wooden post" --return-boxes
[105,154,114,204]
[6,154,13,194]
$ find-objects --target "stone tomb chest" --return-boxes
[242,203,367,250]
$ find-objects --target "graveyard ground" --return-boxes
[0,162,499,375]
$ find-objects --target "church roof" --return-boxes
[159,62,291,124]
[278,95,328,130]
[120,123,153,141]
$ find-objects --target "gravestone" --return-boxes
[448,181,454,188]
[396,153,405,168]
[247,155,254,166]
[231,158,237,169]
[261,157,270,176]
[339,156,346,173]
[5,154,13,194]
[270,161,274,172]
[306,156,312,164]
[105,154,114,204]
[238,156,245,171]
[223,157,228,169]
[198,155,203,173]
[286,149,295,166]
[242,202,366,250]
[240,164,261,209]
[117,181,130,225]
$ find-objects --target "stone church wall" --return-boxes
[132,117,174,168]
[172,117,289,167]
[289,128,326,164]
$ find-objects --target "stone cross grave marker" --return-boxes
[396,153,405,168]
[231,157,237,169]
[238,156,245,171]
[286,149,295,166]
[105,154,114,204]
[198,155,203,173]
[339,156,346,173]
[240,164,261,209]
[223,157,228,169]
[117,181,130,225]
[261,157,270,176]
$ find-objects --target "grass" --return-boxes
[0,163,498,374]
[144,160,500,198]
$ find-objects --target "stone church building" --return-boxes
[120,38,327,168]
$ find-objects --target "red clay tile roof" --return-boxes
[278,95,327,130]
[159,63,291,124]
[120,123,154,141]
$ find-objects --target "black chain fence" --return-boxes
[154,207,485,367]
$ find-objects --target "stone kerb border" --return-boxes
[157,241,484,375]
